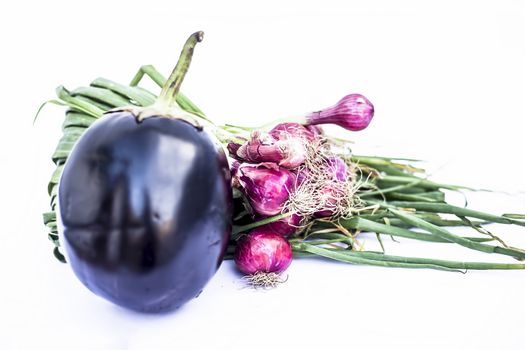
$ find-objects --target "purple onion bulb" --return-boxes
[230,123,317,169]
[305,124,324,136]
[234,230,293,275]
[314,186,339,218]
[305,94,374,131]
[227,142,242,159]
[326,156,348,181]
[237,163,296,216]
[268,122,316,142]
[315,157,349,217]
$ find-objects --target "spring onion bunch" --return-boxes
[39,32,525,290]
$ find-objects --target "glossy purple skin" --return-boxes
[234,230,293,275]
[237,163,296,216]
[306,94,374,131]
[259,213,302,237]
[58,112,232,313]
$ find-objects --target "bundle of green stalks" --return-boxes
[39,65,525,272]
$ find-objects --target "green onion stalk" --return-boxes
[38,32,525,272]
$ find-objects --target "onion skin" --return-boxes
[234,230,293,275]
[58,112,232,313]
[269,122,316,142]
[237,163,296,216]
[314,157,349,218]
[326,157,348,181]
[232,123,315,169]
[306,93,374,131]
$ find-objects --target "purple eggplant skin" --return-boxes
[57,111,232,313]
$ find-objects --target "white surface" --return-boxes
[1,1,525,349]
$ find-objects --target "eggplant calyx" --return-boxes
[107,31,205,129]
[106,106,203,129]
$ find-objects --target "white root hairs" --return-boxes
[283,137,364,219]
[242,272,288,289]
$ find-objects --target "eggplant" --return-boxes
[57,32,232,312]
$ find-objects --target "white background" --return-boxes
[1,1,525,349]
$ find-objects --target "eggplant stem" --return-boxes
[158,31,204,108]
[130,64,210,122]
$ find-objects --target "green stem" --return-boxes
[130,64,166,87]
[360,179,424,197]
[377,175,474,191]
[292,243,462,272]
[232,212,292,236]
[55,86,104,117]
[294,237,352,246]
[302,231,354,246]
[385,191,444,203]
[292,244,525,270]
[129,64,208,120]
[369,164,420,177]
[504,213,525,220]
[342,211,485,228]
[339,217,492,244]
[376,201,525,227]
[62,111,98,129]
[389,208,525,260]
[91,78,156,106]
[71,86,131,108]
[157,31,203,108]
[351,155,422,163]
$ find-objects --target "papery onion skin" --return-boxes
[234,124,315,169]
[305,124,324,136]
[306,94,374,131]
[234,230,293,275]
[268,122,316,142]
[237,163,296,216]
